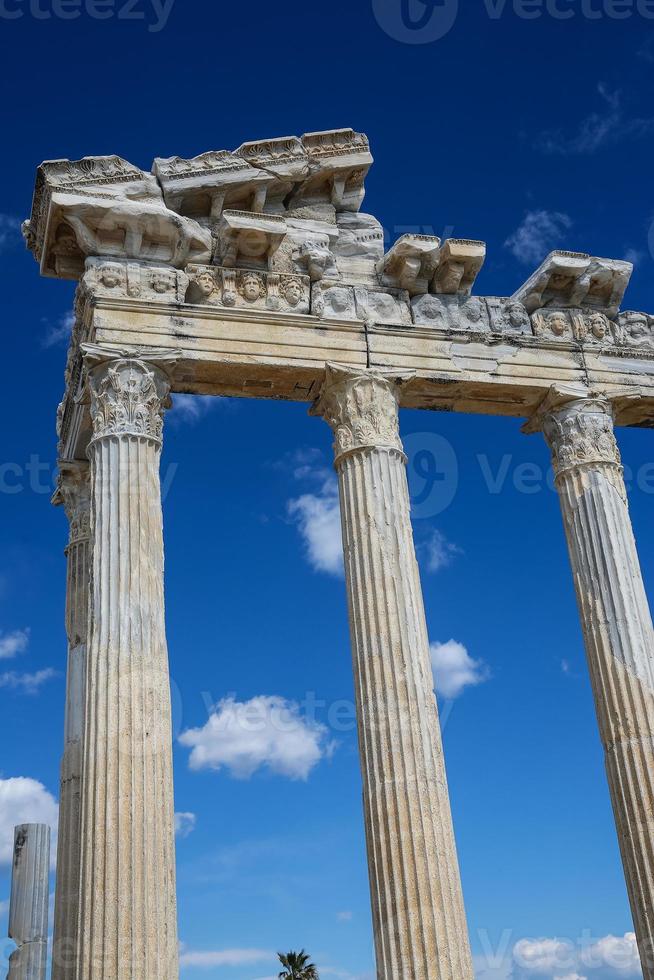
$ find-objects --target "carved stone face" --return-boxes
[589,313,607,339]
[548,312,567,336]
[242,274,263,302]
[328,289,351,314]
[196,272,215,297]
[464,299,483,323]
[507,303,528,327]
[417,296,444,321]
[628,313,649,339]
[284,281,303,307]
[152,272,174,294]
[99,263,123,289]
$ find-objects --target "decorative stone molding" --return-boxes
[431,238,486,296]
[513,249,632,318]
[376,233,441,294]
[311,363,412,461]
[85,348,177,445]
[23,156,211,279]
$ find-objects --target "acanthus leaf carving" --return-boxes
[86,355,174,444]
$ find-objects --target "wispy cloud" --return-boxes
[171,394,231,424]
[430,639,490,699]
[536,85,654,155]
[0,628,30,660]
[0,214,22,252]
[287,449,343,577]
[179,695,335,781]
[421,529,462,573]
[0,668,58,694]
[505,211,572,266]
[179,947,272,968]
[42,311,74,349]
[0,777,58,866]
[510,932,641,978]
[174,811,196,838]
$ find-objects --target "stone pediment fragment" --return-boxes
[24,155,211,279]
[513,250,632,318]
[376,234,442,295]
[430,239,486,297]
[288,129,373,213]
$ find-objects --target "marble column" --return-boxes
[312,364,474,980]
[8,823,50,980]
[530,389,654,979]
[76,351,179,980]
[52,462,91,980]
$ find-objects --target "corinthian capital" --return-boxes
[311,363,413,462]
[52,461,91,546]
[525,385,622,478]
[83,347,177,444]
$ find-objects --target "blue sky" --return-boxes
[1,1,654,978]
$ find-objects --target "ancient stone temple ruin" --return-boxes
[22,128,654,980]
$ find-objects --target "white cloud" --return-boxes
[42,311,74,349]
[0,629,30,660]
[422,530,461,573]
[288,473,343,577]
[171,394,227,424]
[505,211,572,266]
[337,910,353,922]
[174,812,196,838]
[430,639,490,699]
[0,777,58,865]
[511,933,641,978]
[537,85,654,155]
[0,668,58,694]
[624,248,643,268]
[0,214,22,252]
[179,947,272,968]
[179,695,333,781]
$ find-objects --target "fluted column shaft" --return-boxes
[52,463,91,980]
[313,364,474,980]
[76,353,178,980]
[8,823,50,980]
[539,393,654,978]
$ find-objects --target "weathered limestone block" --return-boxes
[185,264,310,313]
[513,250,632,317]
[23,156,211,279]
[431,238,486,296]
[8,824,50,980]
[76,349,179,980]
[285,210,340,282]
[153,149,271,226]
[485,297,532,334]
[312,365,474,980]
[83,257,189,303]
[51,462,90,980]
[332,211,385,284]
[216,209,287,270]
[354,285,412,326]
[311,280,359,320]
[376,234,441,294]
[614,311,654,349]
[234,136,309,212]
[288,128,372,212]
[525,387,654,980]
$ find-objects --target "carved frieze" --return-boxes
[411,295,530,335]
[83,258,189,303]
[311,281,358,320]
[530,307,654,349]
[289,129,372,213]
[614,311,654,349]
[185,264,310,314]
[431,239,486,297]
[354,286,412,326]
